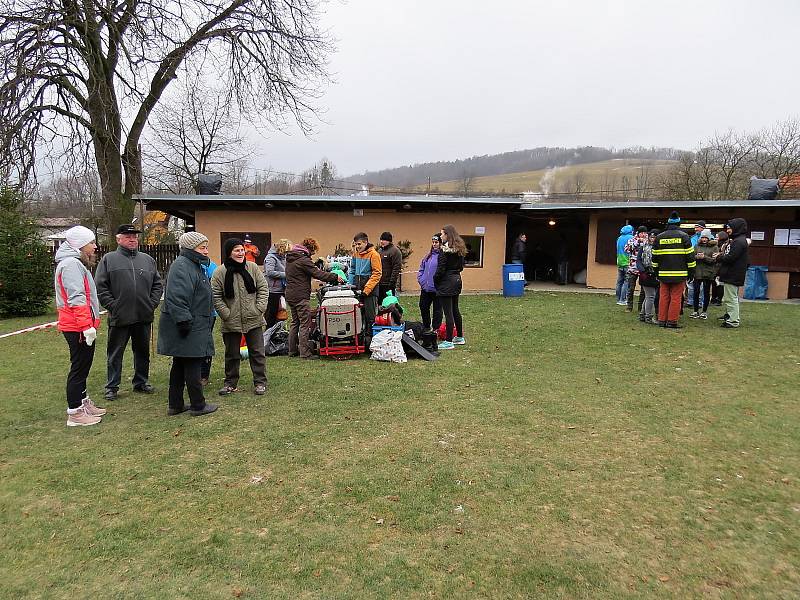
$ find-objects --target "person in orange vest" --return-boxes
[243,235,260,263]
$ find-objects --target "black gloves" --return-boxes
[177,320,192,337]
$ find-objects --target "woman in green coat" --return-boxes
[211,238,270,396]
[157,232,217,417]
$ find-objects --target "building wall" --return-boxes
[195,209,507,291]
[586,210,794,300]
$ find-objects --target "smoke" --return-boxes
[538,166,562,196]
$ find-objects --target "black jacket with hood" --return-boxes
[717,218,749,286]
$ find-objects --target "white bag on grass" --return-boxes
[369,329,407,363]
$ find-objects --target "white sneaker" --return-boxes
[82,397,107,416]
[67,408,102,427]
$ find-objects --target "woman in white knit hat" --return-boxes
[55,225,107,426]
[157,231,218,416]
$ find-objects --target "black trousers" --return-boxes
[265,291,284,328]
[439,294,463,341]
[418,290,442,330]
[693,278,713,312]
[222,327,267,387]
[106,322,151,392]
[63,331,96,409]
[168,357,206,411]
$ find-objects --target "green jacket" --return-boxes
[157,250,215,358]
[211,260,269,333]
[693,239,718,280]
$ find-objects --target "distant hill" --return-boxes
[418,159,677,196]
[346,146,680,190]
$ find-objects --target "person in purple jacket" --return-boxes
[417,233,444,332]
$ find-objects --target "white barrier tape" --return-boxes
[0,310,107,340]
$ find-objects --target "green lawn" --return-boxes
[1,293,798,598]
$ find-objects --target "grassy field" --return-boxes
[1,293,798,598]
[418,159,676,195]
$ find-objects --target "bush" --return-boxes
[0,187,54,317]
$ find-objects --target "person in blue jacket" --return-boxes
[615,225,634,304]
[417,233,443,332]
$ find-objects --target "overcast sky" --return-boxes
[249,0,800,177]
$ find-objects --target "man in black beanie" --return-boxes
[652,211,695,328]
[377,231,403,302]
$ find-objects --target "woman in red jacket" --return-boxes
[54,226,106,426]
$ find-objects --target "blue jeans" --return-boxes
[615,268,629,302]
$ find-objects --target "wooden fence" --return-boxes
[48,244,181,275]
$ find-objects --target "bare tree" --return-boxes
[750,119,800,180]
[707,130,753,198]
[459,170,475,197]
[144,77,253,194]
[0,0,331,233]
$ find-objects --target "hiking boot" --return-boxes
[218,385,240,396]
[699,312,708,319]
[657,321,666,327]
[689,311,700,319]
[167,406,188,416]
[717,313,730,321]
[438,341,455,350]
[452,336,466,345]
[66,408,102,427]
[104,389,118,401]
[190,403,218,417]
[254,384,267,395]
[665,321,682,329]
[82,397,106,417]
[133,383,155,394]
[721,321,739,328]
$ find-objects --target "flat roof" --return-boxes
[520,198,800,210]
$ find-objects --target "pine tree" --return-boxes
[0,187,54,317]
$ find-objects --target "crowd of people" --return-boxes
[614,212,751,329]
[53,223,469,426]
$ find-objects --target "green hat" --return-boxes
[381,292,400,309]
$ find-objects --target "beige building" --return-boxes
[142,195,800,300]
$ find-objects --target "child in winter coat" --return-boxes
[637,229,660,324]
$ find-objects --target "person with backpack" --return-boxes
[637,229,660,324]
[417,233,443,332]
[615,225,634,305]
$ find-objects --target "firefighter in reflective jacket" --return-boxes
[652,211,695,328]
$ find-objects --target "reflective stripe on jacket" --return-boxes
[652,226,695,282]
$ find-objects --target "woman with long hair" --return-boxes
[417,233,443,332]
[435,224,466,350]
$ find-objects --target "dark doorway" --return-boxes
[507,213,589,284]
[219,231,271,266]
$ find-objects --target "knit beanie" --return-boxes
[179,231,209,250]
[64,225,95,249]
[380,231,393,242]
[636,225,648,234]
[667,211,681,224]
[700,229,713,240]
[223,237,244,258]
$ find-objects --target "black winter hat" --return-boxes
[223,237,245,258]
[637,225,648,233]
[380,231,393,242]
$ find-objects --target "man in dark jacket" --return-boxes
[715,218,749,328]
[511,233,528,287]
[95,224,163,400]
[377,231,403,302]
[652,211,695,328]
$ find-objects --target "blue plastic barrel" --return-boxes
[744,266,769,300]
[502,263,526,297]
